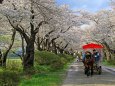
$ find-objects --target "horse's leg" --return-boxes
[91,63,94,76]
[84,63,88,75]
[86,65,90,77]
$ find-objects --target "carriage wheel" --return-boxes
[98,66,102,75]
[84,68,87,75]
[87,70,90,76]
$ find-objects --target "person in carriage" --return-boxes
[92,49,101,65]
[92,49,102,73]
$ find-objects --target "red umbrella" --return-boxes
[82,43,103,49]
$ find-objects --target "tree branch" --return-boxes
[34,21,48,34]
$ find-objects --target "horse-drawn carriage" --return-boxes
[84,61,102,76]
[82,43,103,77]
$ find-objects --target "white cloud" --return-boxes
[80,22,95,30]
[57,0,110,12]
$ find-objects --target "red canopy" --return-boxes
[82,43,103,49]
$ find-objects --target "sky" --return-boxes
[56,0,110,12]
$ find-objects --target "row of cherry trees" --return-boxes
[0,0,114,70]
[0,0,83,70]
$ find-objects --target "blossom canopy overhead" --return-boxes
[82,43,103,49]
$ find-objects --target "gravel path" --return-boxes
[62,60,115,86]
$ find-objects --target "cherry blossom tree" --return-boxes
[0,0,81,69]
[77,9,115,61]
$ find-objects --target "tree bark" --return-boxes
[2,29,16,67]
[23,35,35,70]
[46,38,49,51]
[20,34,25,59]
[102,41,112,61]
[0,51,2,66]
[59,48,64,54]
[52,41,57,54]
[37,36,42,51]
[0,0,3,4]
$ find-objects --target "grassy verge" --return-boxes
[19,69,67,86]
[0,51,75,86]
[102,60,115,68]
[0,68,3,72]
[19,51,74,86]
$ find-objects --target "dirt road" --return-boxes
[62,60,115,86]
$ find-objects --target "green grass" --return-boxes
[102,60,115,68]
[19,63,69,86]
[0,68,3,72]
[6,58,23,72]
[0,35,11,42]
[19,71,65,86]
[19,51,73,86]
[0,51,75,86]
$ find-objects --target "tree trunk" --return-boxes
[50,40,57,54]
[23,37,35,70]
[53,42,57,54]
[102,41,112,61]
[0,0,3,4]
[46,38,49,51]
[64,51,69,55]
[43,39,46,50]
[37,36,42,51]
[2,29,16,67]
[0,51,2,66]
[20,34,25,59]
[59,48,64,54]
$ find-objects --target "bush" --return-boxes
[50,60,64,71]
[0,70,20,86]
[35,51,59,65]
[57,54,74,63]
[35,51,60,64]
[64,54,74,62]
[57,54,67,63]
[60,57,68,65]
[34,51,75,72]
[34,65,51,73]
[34,51,69,71]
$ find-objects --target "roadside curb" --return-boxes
[102,66,115,75]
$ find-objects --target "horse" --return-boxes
[82,51,94,77]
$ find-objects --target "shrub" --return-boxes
[60,57,68,65]
[23,67,37,75]
[64,54,74,62]
[34,51,66,71]
[34,65,51,73]
[35,51,61,65]
[50,60,64,71]
[57,54,74,63]
[0,70,20,86]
